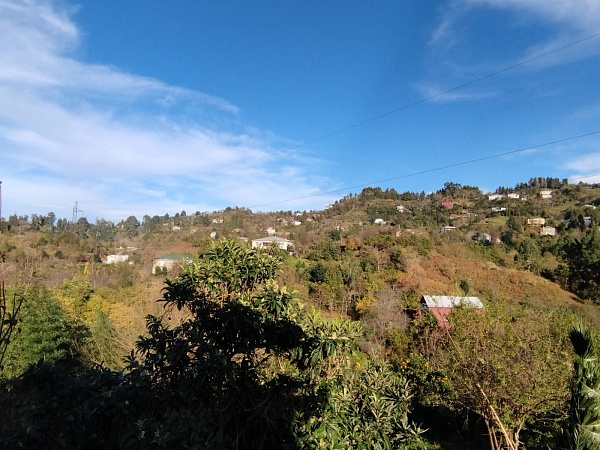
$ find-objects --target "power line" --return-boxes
[208,31,600,179]
[248,129,600,209]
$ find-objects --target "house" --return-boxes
[440,226,456,233]
[396,205,407,213]
[251,236,293,251]
[527,217,546,227]
[266,227,277,236]
[105,254,129,264]
[507,193,520,199]
[488,194,505,201]
[441,201,454,209]
[491,207,506,212]
[540,226,556,236]
[420,295,485,330]
[540,190,553,199]
[152,253,193,275]
[373,218,385,225]
[480,233,492,243]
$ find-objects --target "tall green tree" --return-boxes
[562,229,600,302]
[3,288,85,377]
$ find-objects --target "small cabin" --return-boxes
[420,295,484,330]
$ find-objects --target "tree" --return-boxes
[515,237,541,272]
[130,239,325,447]
[565,323,600,450]
[121,215,140,238]
[0,283,25,372]
[3,287,86,377]
[561,229,600,302]
[422,302,573,450]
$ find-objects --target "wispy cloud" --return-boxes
[0,0,332,220]
[415,82,499,102]
[566,153,600,173]
[463,0,600,32]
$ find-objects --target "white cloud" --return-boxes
[463,0,600,31]
[0,0,332,221]
[566,154,600,173]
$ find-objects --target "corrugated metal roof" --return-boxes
[421,295,484,309]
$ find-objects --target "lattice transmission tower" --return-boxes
[72,201,83,223]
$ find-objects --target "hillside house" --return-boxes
[420,295,485,330]
[266,227,277,236]
[507,193,520,199]
[540,226,556,236]
[442,201,454,209]
[540,190,553,199]
[440,226,456,233]
[251,236,293,251]
[527,217,546,227]
[105,254,129,264]
[152,253,193,275]
[488,194,505,201]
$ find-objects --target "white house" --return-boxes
[488,194,505,201]
[507,193,520,199]
[540,190,553,199]
[251,236,293,251]
[152,253,193,275]
[540,226,557,236]
[105,254,129,264]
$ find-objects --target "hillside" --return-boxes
[2,177,600,449]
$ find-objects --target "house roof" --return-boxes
[421,295,484,309]
[154,253,193,261]
[252,236,292,243]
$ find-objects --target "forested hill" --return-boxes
[1,177,600,449]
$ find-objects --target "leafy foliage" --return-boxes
[129,239,425,449]
[421,302,573,450]
[566,323,600,450]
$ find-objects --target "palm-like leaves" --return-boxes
[567,323,600,450]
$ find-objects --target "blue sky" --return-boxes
[1,0,600,222]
